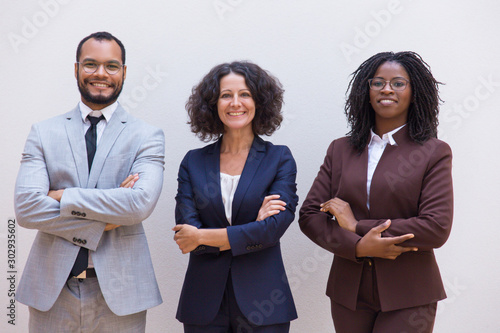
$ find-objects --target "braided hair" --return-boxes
[345,51,442,153]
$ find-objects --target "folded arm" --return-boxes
[299,141,421,261]
[299,141,362,261]
[14,124,165,250]
[174,147,297,256]
[355,142,453,251]
[225,147,297,256]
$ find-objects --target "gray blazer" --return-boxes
[14,104,164,316]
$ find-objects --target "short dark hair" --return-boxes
[186,61,284,141]
[345,51,442,153]
[76,31,126,64]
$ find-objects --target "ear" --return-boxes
[122,65,127,80]
[74,62,78,80]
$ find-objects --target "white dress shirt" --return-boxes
[79,101,118,144]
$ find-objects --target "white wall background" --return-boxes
[1,0,499,332]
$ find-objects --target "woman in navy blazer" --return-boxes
[173,61,298,332]
[299,52,453,332]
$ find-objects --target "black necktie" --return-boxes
[70,114,104,277]
[85,115,105,172]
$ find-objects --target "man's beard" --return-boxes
[77,72,124,106]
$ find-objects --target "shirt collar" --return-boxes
[79,101,118,123]
[368,124,406,147]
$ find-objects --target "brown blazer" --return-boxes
[299,126,453,312]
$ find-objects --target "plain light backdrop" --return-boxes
[1,0,499,332]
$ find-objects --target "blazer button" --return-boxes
[82,240,87,245]
[246,246,251,251]
[72,211,77,216]
[258,244,263,249]
[73,237,77,242]
[81,213,86,217]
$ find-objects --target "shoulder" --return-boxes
[427,137,452,153]
[254,138,296,164]
[424,137,452,162]
[34,109,76,128]
[121,109,162,134]
[254,137,291,153]
[395,137,452,174]
[188,140,218,155]
[401,137,452,158]
[325,136,353,155]
[181,140,218,163]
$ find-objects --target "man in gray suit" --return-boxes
[14,31,164,332]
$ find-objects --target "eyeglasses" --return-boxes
[368,78,409,91]
[77,61,124,75]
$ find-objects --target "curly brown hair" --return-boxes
[186,61,284,141]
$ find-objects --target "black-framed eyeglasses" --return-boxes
[368,78,409,91]
[77,61,124,75]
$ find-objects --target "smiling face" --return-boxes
[75,38,126,110]
[217,73,256,135]
[369,61,412,135]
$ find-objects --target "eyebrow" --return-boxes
[373,76,408,80]
[220,89,250,93]
[81,58,121,64]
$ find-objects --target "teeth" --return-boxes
[92,83,109,87]
[380,99,395,104]
[229,112,244,116]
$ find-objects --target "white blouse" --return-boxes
[220,173,241,225]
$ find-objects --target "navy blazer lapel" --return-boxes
[205,138,228,226]
[231,136,266,224]
[65,106,88,187]
[87,105,128,188]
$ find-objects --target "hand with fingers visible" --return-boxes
[172,224,201,254]
[120,173,139,188]
[355,220,418,260]
[320,197,358,232]
[105,173,139,231]
[257,194,286,221]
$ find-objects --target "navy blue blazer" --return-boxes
[175,136,298,326]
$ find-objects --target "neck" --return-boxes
[81,99,115,111]
[221,130,254,154]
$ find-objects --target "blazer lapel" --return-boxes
[87,105,128,188]
[65,106,88,187]
[205,139,228,226]
[231,136,266,224]
[369,126,411,214]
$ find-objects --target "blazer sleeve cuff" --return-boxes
[191,245,220,255]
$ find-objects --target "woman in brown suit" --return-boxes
[299,51,453,333]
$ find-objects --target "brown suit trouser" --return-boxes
[331,258,437,333]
